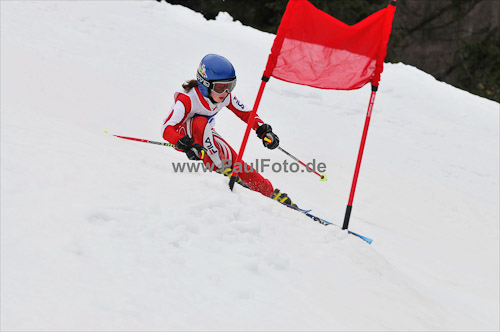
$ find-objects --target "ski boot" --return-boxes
[271,188,298,208]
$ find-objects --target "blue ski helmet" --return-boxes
[196,54,236,97]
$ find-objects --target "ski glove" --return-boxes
[256,124,279,150]
[176,135,206,161]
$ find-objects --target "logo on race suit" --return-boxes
[205,137,218,155]
[233,96,245,109]
[198,63,207,79]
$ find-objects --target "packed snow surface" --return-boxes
[1,1,499,331]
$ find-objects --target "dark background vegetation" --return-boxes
[163,0,500,103]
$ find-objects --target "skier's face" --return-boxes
[210,90,229,103]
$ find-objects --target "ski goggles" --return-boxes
[210,78,237,95]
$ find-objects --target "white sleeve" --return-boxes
[162,100,186,133]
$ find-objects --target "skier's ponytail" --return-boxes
[182,80,198,92]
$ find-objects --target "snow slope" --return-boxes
[1,1,499,331]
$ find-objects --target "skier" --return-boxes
[162,54,295,206]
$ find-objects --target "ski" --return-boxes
[291,206,313,213]
[285,204,373,244]
[239,182,372,244]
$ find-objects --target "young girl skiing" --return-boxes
[162,54,295,206]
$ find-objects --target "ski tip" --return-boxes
[320,174,327,182]
[348,230,373,244]
[363,237,373,245]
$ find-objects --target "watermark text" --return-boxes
[172,158,326,174]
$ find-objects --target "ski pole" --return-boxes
[105,130,205,159]
[265,138,326,181]
[105,130,253,188]
[104,131,177,148]
[105,130,206,160]
[279,146,327,181]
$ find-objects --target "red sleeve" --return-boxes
[162,126,183,145]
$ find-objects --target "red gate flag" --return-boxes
[230,1,397,238]
[263,0,396,89]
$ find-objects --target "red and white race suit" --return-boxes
[162,86,273,197]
